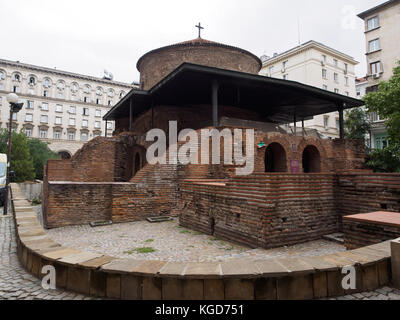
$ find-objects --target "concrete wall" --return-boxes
[19,182,42,201]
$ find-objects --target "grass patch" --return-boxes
[144,239,154,243]
[180,229,191,234]
[210,237,219,241]
[192,231,203,236]
[31,198,41,206]
[124,247,156,255]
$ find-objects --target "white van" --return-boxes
[0,154,7,206]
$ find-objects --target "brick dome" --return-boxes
[137,37,262,90]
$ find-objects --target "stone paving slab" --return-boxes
[58,252,103,265]
[42,248,82,261]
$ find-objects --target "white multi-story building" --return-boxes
[0,58,136,158]
[357,0,400,150]
[260,40,358,138]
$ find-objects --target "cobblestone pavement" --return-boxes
[0,214,91,300]
[46,219,346,263]
[327,286,400,300]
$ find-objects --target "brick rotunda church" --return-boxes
[43,34,399,249]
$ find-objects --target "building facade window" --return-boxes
[322,85,328,90]
[54,131,61,140]
[69,106,76,114]
[269,66,274,75]
[69,118,76,126]
[375,134,389,150]
[334,73,339,83]
[42,103,49,111]
[369,39,380,53]
[333,59,338,67]
[43,90,49,97]
[94,121,101,129]
[81,132,88,141]
[82,120,88,128]
[283,74,289,80]
[345,77,349,86]
[334,88,339,94]
[56,104,63,113]
[370,61,382,74]
[324,116,329,129]
[367,16,379,31]
[322,69,327,78]
[68,132,75,141]
[12,113,17,121]
[29,77,36,85]
[25,114,33,122]
[83,108,89,116]
[40,130,47,139]
[13,86,20,93]
[95,109,101,117]
[27,100,34,109]
[107,122,113,130]
[41,115,48,123]
[43,78,51,87]
[25,128,32,137]
[55,117,62,125]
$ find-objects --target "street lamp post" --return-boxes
[3,93,23,215]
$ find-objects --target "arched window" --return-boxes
[58,151,72,160]
[265,143,287,173]
[302,146,321,173]
[134,153,141,176]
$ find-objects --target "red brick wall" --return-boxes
[337,173,400,217]
[343,219,400,250]
[44,183,113,229]
[179,174,339,249]
[138,45,261,90]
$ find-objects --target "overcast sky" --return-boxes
[0,0,383,83]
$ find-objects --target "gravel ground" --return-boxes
[46,219,346,263]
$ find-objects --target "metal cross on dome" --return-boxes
[195,22,204,38]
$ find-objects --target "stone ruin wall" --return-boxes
[42,124,400,249]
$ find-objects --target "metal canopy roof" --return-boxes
[104,63,364,123]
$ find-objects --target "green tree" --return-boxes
[27,139,59,180]
[367,144,400,173]
[0,129,35,182]
[364,61,400,144]
[344,107,371,140]
[363,61,400,172]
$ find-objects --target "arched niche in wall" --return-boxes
[265,142,287,173]
[302,145,321,173]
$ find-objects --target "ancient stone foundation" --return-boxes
[11,184,396,300]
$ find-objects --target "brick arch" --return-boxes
[298,139,327,172]
[131,145,147,178]
[265,142,288,173]
[260,136,291,173]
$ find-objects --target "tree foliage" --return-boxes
[0,129,35,182]
[364,61,400,144]
[366,144,400,173]
[344,107,371,140]
[0,129,59,182]
[27,138,59,180]
[363,61,400,173]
